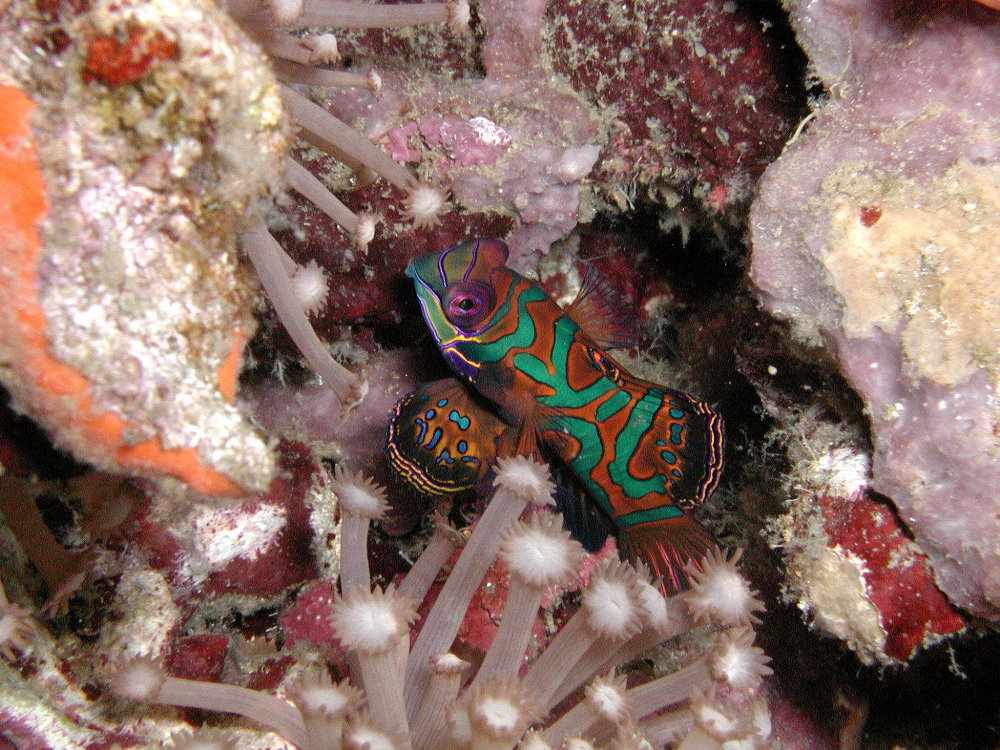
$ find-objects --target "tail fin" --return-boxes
[618,514,717,595]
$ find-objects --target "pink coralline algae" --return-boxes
[750,0,1000,621]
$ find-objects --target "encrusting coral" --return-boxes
[0,0,281,497]
[106,456,772,749]
[750,0,1000,622]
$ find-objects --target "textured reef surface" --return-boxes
[751,0,1000,624]
[1,0,999,748]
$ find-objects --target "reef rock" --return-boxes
[750,0,1000,619]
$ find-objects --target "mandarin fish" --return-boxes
[392,238,725,592]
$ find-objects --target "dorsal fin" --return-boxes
[564,264,641,350]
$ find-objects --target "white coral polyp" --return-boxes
[0,604,34,659]
[519,730,555,750]
[329,466,388,519]
[305,33,339,64]
[330,587,415,654]
[585,672,629,722]
[634,578,672,631]
[113,659,166,702]
[474,695,522,735]
[493,455,557,507]
[500,514,584,588]
[403,182,448,229]
[466,678,537,741]
[710,627,773,692]
[287,668,362,717]
[684,548,764,627]
[269,0,303,25]
[447,0,471,35]
[291,259,330,316]
[345,719,399,750]
[354,213,376,250]
[582,562,642,639]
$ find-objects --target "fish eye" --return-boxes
[443,281,495,329]
[449,295,480,315]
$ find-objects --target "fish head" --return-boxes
[406,238,510,380]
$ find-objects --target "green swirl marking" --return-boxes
[595,389,631,421]
[608,398,669,500]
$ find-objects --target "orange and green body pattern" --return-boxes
[399,238,725,590]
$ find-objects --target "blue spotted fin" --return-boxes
[563,264,642,351]
[386,378,505,496]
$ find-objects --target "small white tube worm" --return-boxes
[326,466,388,593]
[545,671,631,748]
[397,515,464,605]
[472,512,584,688]
[110,659,308,749]
[405,456,556,719]
[411,653,470,750]
[285,667,363,750]
[330,585,417,740]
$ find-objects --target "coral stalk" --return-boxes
[294,0,466,32]
[472,513,584,688]
[326,467,388,592]
[404,456,556,719]
[397,516,463,604]
[545,671,631,748]
[280,85,412,192]
[113,660,308,749]
[284,157,373,250]
[286,667,363,750]
[411,653,469,750]
[522,560,643,711]
[330,586,417,740]
[626,658,713,716]
[555,588,695,704]
[241,222,367,412]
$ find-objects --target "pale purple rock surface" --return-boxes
[750,0,1000,620]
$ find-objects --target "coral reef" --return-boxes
[749,0,1000,621]
[764,406,965,665]
[259,0,800,337]
[100,460,773,749]
[9,0,1000,747]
